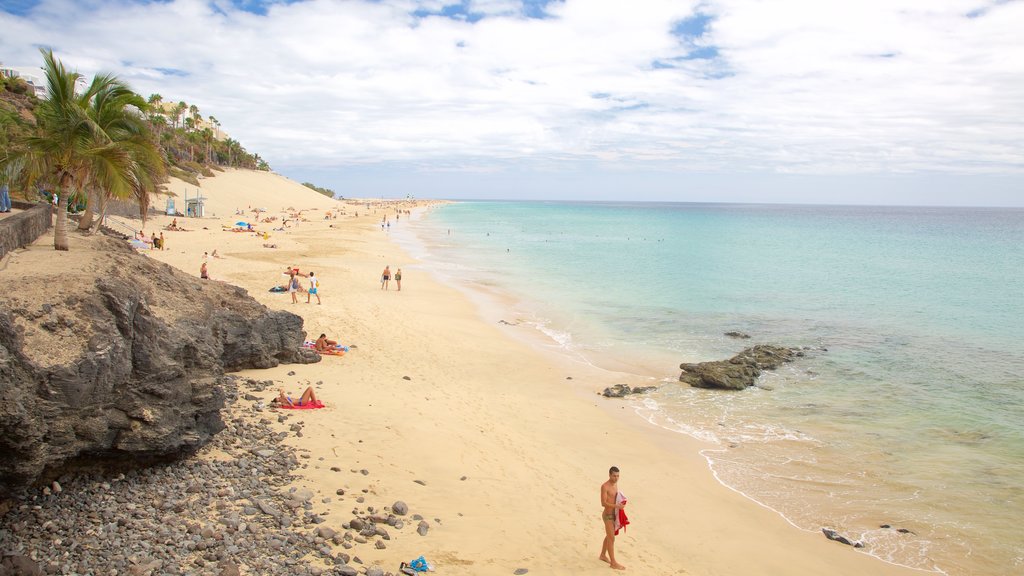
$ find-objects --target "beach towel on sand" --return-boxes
[278,400,324,410]
[615,491,629,535]
[302,341,349,355]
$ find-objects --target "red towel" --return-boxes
[615,507,630,535]
[278,400,324,410]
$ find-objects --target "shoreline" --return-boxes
[395,203,948,575]
[14,170,927,575]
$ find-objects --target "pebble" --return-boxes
[0,378,432,575]
[514,570,529,575]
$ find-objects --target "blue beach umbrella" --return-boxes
[235,221,248,226]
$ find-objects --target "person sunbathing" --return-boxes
[315,334,338,352]
[274,387,318,407]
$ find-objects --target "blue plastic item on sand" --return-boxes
[409,556,429,572]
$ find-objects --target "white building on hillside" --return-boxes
[0,64,47,97]
[0,63,87,98]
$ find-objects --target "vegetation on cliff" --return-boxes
[0,49,269,250]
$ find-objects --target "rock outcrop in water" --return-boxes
[679,345,803,390]
[0,236,318,496]
[602,384,658,398]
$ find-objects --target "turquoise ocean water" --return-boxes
[397,201,1024,575]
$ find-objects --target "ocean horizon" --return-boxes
[397,199,1024,576]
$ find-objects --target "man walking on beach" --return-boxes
[600,466,626,570]
[307,271,321,304]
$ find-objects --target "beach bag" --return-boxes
[409,556,430,572]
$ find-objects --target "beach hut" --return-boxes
[184,189,207,218]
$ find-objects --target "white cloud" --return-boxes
[1,0,1021,181]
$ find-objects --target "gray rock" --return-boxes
[602,384,632,398]
[822,528,863,548]
[0,554,44,575]
[602,384,656,398]
[0,236,318,496]
[317,526,337,539]
[514,570,529,575]
[336,566,358,576]
[417,520,429,536]
[289,488,314,503]
[252,498,282,519]
[724,331,751,339]
[218,560,241,576]
[679,345,803,390]
[392,501,408,515]
[366,568,384,576]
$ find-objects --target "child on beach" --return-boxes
[200,261,208,280]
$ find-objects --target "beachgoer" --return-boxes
[600,466,626,570]
[289,273,302,304]
[159,232,165,251]
[275,387,318,407]
[151,232,159,249]
[381,266,391,290]
[307,271,321,304]
[315,333,337,351]
[0,184,11,213]
[395,268,402,291]
[200,261,208,280]
[171,218,178,229]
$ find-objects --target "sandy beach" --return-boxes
[105,169,923,575]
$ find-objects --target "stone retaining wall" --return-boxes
[0,201,52,260]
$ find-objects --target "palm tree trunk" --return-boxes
[78,187,97,231]
[54,190,70,251]
[90,193,109,234]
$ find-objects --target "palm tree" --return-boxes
[77,76,163,232]
[174,101,186,129]
[200,127,214,163]
[189,104,200,131]
[0,49,156,250]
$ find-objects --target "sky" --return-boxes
[1,0,1022,205]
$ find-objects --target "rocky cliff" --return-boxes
[0,235,318,496]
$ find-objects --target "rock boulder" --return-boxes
[0,236,317,496]
[679,345,803,390]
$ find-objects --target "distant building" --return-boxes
[0,63,87,98]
